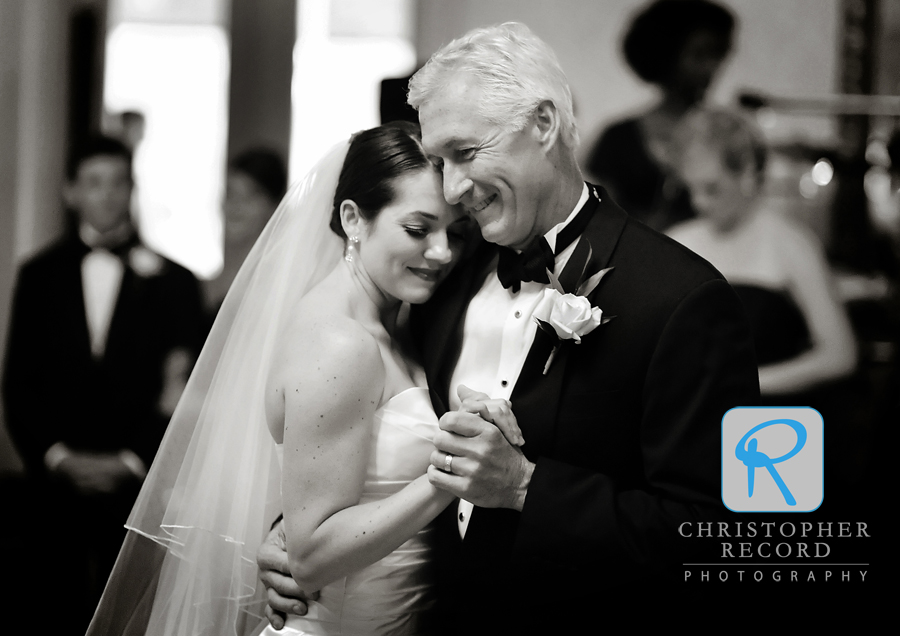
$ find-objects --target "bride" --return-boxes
[87,121,517,635]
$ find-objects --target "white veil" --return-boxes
[87,142,349,636]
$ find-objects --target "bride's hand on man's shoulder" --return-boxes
[257,521,320,630]
[454,384,524,447]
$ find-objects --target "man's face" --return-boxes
[66,155,133,233]
[419,75,549,250]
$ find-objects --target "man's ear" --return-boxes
[339,199,364,239]
[532,99,561,150]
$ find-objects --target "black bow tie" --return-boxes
[496,236,554,292]
[77,226,140,260]
[496,187,598,293]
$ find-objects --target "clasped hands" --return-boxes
[55,449,138,495]
[256,385,533,628]
[428,385,533,511]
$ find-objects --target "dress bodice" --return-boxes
[273,387,439,636]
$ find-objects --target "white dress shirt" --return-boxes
[81,247,124,359]
[79,222,134,359]
[450,184,590,537]
[44,223,147,478]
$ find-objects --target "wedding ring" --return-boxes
[444,453,453,474]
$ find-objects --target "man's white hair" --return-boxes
[408,22,579,149]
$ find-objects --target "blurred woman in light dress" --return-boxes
[666,108,857,403]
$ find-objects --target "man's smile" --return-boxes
[467,193,497,215]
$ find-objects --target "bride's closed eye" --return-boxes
[404,223,467,244]
[403,225,429,238]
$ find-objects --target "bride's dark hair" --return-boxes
[330,120,434,239]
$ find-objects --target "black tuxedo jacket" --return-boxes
[411,187,759,629]
[3,234,204,476]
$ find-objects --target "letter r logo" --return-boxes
[722,407,823,512]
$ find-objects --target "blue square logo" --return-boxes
[722,407,823,512]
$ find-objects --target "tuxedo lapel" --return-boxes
[579,186,629,298]
[63,239,96,362]
[511,186,628,458]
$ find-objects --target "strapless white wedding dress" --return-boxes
[257,387,440,636]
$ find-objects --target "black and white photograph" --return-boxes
[0,0,893,633]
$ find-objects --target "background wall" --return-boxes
[0,0,102,473]
[227,0,295,161]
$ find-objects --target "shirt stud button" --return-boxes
[514,310,522,318]
[501,380,508,387]
[459,512,465,522]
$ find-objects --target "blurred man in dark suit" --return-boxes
[2,135,203,633]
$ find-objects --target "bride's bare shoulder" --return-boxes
[265,309,384,440]
[271,297,383,385]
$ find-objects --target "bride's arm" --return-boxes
[277,318,453,593]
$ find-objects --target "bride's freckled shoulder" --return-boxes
[265,283,385,442]
[277,313,382,385]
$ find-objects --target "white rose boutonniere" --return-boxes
[128,246,165,277]
[533,263,614,374]
[533,290,604,343]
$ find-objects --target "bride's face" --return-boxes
[354,168,470,304]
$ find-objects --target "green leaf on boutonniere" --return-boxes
[577,266,614,297]
[545,268,566,295]
[578,243,594,284]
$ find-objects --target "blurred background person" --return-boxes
[667,108,866,514]
[102,109,146,154]
[202,148,287,330]
[667,108,858,412]
[584,0,735,231]
[118,109,146,153]
[866,127,900,256]
[2,136,204,634]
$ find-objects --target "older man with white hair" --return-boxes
[260,22,759,632]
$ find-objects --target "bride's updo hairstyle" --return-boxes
[330,120,433,239]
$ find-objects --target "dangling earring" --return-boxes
[345,235,360,262]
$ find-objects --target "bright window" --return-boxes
[289,0,416,182]
[104,22,229,278]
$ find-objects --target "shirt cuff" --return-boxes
[118,449,148,480]
[44,442,72,472]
